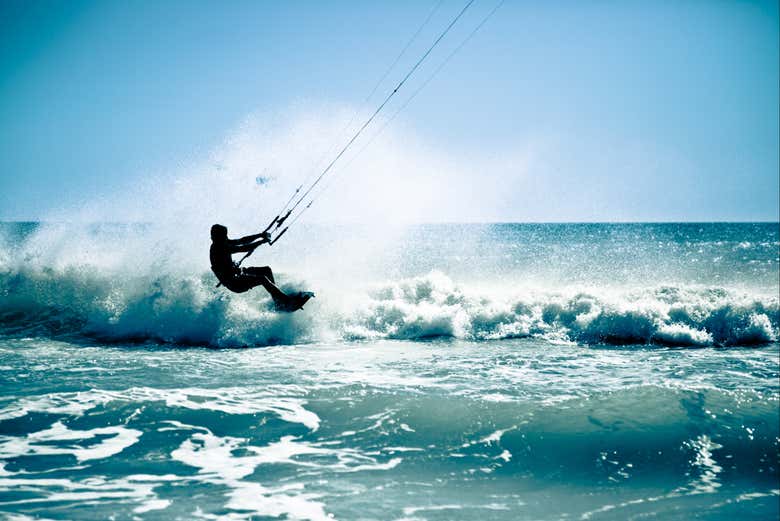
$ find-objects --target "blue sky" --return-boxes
[1,0,778,221]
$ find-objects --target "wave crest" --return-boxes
[347,272,778,347]
[1,267,777,347]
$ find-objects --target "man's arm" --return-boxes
[232,231,270,246]
[229,237,269,253]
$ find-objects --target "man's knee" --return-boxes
[251,266,272,279]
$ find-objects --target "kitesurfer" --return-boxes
[209,224,314,311]
[209,224,285,297]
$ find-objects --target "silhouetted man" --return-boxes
[209,224,287,301]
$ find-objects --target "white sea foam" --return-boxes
[171,425,399,520]
[1,262,777,347]
[0,475,170,512]
[0,384,390,520]
[0,387,320,431]
[345,272,778,346]
[0,421,141,462]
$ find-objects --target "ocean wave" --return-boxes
[1,383,776,492]
[349,272,778,346]
[1,264,777,348]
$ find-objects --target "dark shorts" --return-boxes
[215,266,273,293]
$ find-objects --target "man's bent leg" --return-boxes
[258,276,288,302]
[243,266,275,284]
[240,270,286,302]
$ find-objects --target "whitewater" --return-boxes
[0,222,777,348]
[0,220,778,520]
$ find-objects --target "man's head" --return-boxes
[211,224,228,242]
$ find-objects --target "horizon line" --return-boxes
[1,220,778,226]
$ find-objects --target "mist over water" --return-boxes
[10,110,773,349]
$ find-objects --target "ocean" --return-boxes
[0,221,778,520]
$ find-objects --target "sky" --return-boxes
[0,0,778,222]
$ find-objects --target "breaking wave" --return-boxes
[0,265,776,348]
[343,272,778,347]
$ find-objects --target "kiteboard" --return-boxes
[273,291,315,312]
